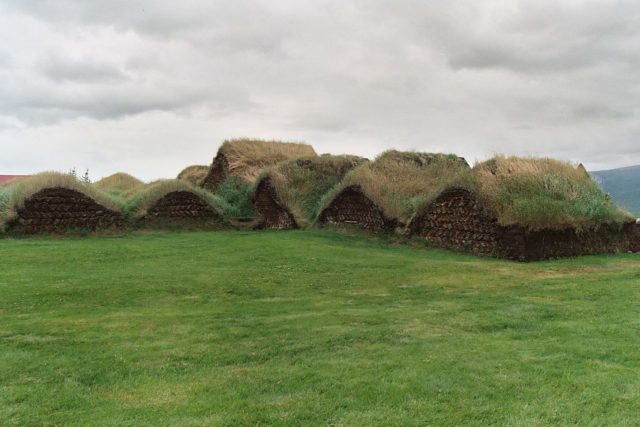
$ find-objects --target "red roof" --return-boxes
[0,175,28,184]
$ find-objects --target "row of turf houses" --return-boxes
[0,173,231,234]
[2,139,639,261]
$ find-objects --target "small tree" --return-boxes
[82,169,91,184]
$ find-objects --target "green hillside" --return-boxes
[591,165,640,216]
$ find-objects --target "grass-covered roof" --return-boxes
[258,155,368,227]
[123,179,227,219]
[211,138,318,183]
[0,172,122,231]
[319,150,471,224]
[177,165,209,185]
[95,173,144,196]
[470,156,632,230]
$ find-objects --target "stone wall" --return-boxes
[252,178,297,229]
[318,185,395,231]
[409,187,639,261]
[201,154,228,191]
[8,187,123,234]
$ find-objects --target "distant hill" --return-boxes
[591,165,640,217]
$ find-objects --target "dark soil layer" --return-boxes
[138,191,227,230]
[409,188,639,261]
[201,154,228,191]
[318,186,395,231]
[7,187,123,234]
[252,178,297,230]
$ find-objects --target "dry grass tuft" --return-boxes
[177,165,209,185]
[319,150,472,224]
[0,172,122,231]
[260,155,368,226]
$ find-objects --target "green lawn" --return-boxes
[1,231,640,426]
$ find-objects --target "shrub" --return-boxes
[213,176,256,218]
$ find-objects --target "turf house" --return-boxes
[0,172,124,234]
[317,150,471,231]
[200,139,318,192]
[124,179,230,230]
[252,155,367,229]
[408,156,640,261]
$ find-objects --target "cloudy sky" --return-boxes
[1,1,639,180]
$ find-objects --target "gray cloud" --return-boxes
[38,54,129,83]
[0,0,639,179]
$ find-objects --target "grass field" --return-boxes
[1,231,640,426]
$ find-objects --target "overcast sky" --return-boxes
[1,1,639,180]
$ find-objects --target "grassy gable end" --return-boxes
[409,156,637,260]
[253,155,368,228]
[0,172,124,234]
[124,179,230,230]
[318,150,472,228]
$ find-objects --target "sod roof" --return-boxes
[177,165,209,185]
[95,173,144,195]
[0,172,122,231]
[123,179,227,219]
[468,156,632,230]
[206,139,318,184]
[319,150,471,225]
[257,155,368,227]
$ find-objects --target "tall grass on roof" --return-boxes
[123,179,228,220]
[177,165,209,185]
[472,156,631,231]
[95,173,144,197]
[213,176,257,218]
[214,138,317,183]
[0,172,122,232]
[319,150,472,225]
[259,155,368,227]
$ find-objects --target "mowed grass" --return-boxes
[1,231,640,426]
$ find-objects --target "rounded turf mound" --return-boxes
[408,156,638,261]
[95,173,144,195]
[125,180,230,230]
[252,155,367,229]
[318,151,470,231]
[0,172,123,234]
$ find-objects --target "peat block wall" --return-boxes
[252,179,297,230]
[201,154,228,191]
[318,186,395,231]
[508,222,639,261]
[408,188,501,255]
[410,188,639,261]
[139,190,225,229]
[8,187,123,234]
